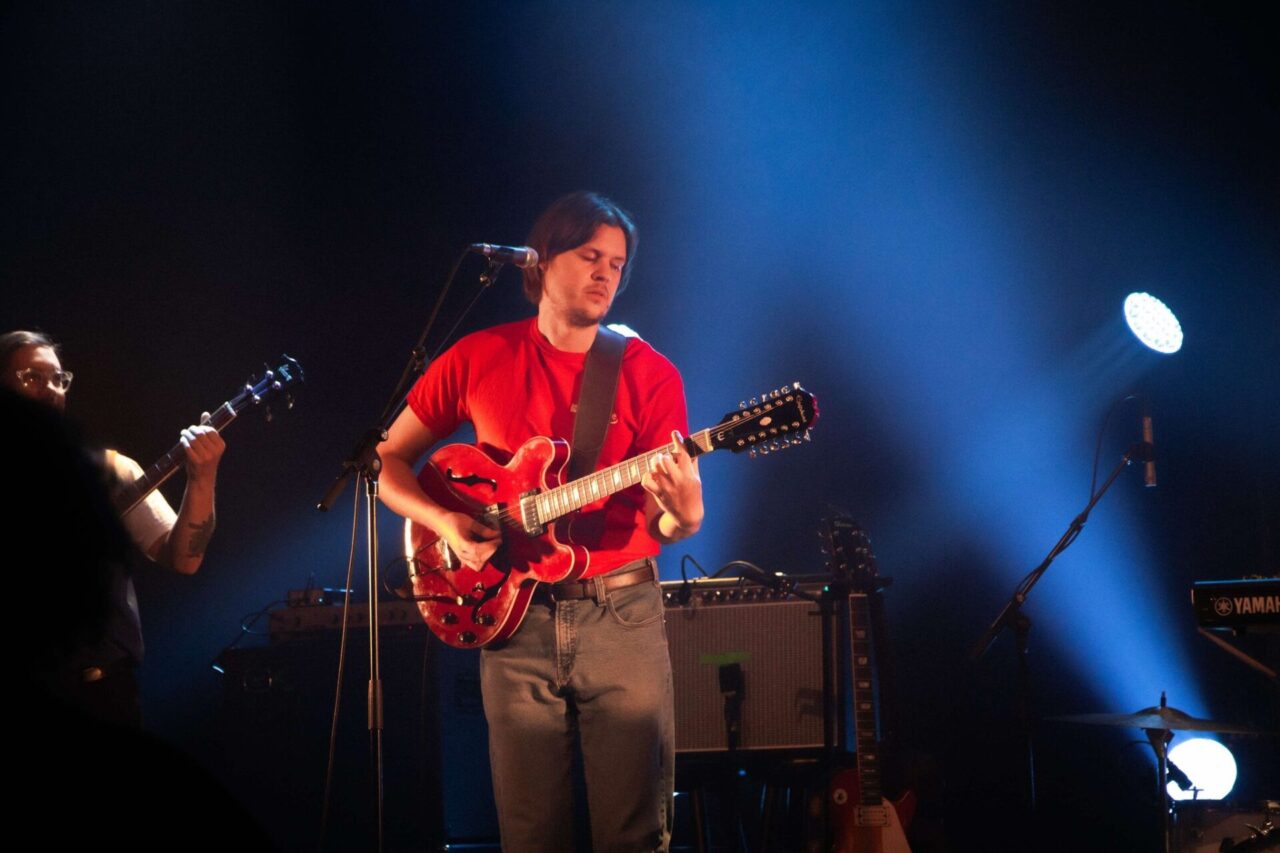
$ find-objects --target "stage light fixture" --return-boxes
[1165,737,1237,801]
[1124,292,1183,354]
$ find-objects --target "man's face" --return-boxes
[538,224,627,327]
[4,345,69,413]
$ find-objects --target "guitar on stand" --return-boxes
[818,515,915,853]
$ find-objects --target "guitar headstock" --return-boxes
[710,382,818,457]
[230,355,305,422]
[821,515,880,590]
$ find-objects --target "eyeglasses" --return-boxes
[15,367,74,392]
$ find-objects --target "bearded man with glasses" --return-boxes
[1,329,226,727]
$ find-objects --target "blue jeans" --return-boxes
[480,567,675,852]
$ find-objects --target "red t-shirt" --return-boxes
[406,317,689,577]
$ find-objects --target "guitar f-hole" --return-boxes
[445,467,498,491]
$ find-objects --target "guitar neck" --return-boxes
[533,428,714,524]
[850,592,884,807]
[112,401,238,516]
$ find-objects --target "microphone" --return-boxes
[1166,758,1194,792]
[1142,400,1157,488]
[469,243,539,269]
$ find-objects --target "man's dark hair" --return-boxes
[521,191,638,305]
[0,330,58,372]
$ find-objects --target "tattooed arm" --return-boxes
[149,415,226,574]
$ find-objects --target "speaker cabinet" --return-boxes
[663,579,835,753]
[214,622,498,849]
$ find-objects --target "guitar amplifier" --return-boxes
[663,577,835,753]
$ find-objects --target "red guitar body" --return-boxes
[406,437,590,648]
[825,768,916,853]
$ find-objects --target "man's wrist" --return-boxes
[659,510,702,540]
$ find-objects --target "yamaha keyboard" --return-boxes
[1192,577,1280,632]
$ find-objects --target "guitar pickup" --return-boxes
[854,805,890,827]
[518,491,545,536]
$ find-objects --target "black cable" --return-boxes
[318,478,362,852]
[679,552,709,582]
[1010,392,1141,602]
[715,559,773,580]
[376,249,472,428]
[208,600,289,672]
[1091,394,1138,501]
[427,259,504,361]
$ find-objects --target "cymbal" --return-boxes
[1049,705,1273,735]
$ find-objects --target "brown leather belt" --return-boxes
[537,558,657,603]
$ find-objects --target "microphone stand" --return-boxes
[313,251,506,852]
[968,437,1154,828]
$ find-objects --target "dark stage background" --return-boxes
[3,2,1276,851]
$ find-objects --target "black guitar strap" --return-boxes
[568,324,626,481]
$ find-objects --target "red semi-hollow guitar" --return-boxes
[404,383,818,648]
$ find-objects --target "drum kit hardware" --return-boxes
[1050,691,1277,853]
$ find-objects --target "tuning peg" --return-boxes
[739,400,747,409]
[758,444,770,455]
[749,397,758,407]
[748,448,757,459]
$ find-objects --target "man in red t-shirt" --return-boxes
[380,192,703,851]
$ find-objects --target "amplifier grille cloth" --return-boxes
[666,599,827,752]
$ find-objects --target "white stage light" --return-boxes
[1166,737,1237,801]
[1124,292,1183,354]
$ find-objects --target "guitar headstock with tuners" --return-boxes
[822,515,886,594]
[219,355,305,426]
[113,354,304,516]
[706,382,818,457]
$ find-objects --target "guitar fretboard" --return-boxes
[533,428,713,523]
[114,402,238,515]
[850,592,884,807]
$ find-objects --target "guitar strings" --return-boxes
[481,401,810,528]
